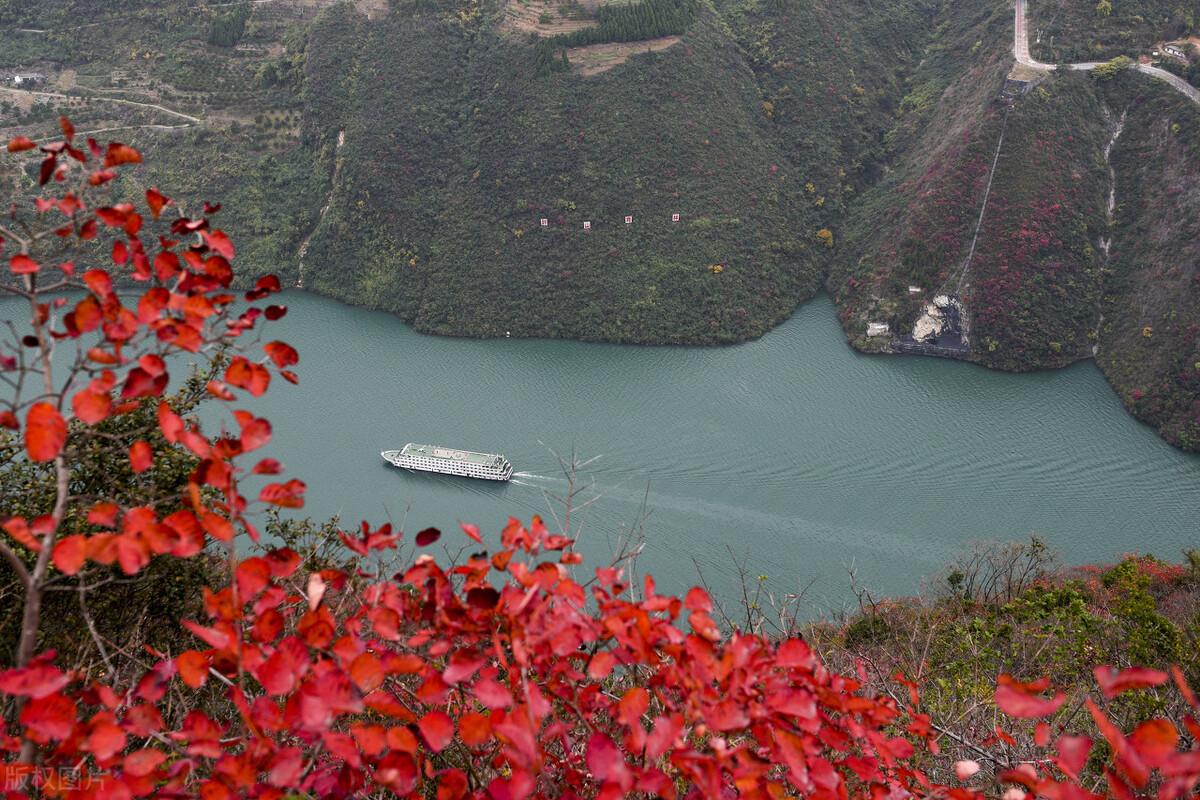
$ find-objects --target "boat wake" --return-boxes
[513,472,557,482]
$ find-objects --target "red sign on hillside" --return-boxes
[672,213,680,223]
[583,221,591,231]
[624,215,633,225]
[540,218,548,227]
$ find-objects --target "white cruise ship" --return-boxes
[381,443,513,481]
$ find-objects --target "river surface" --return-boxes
[6,291,1199,612]
[236,292,1197,613]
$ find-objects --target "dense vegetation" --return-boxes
[1095,71,1200,450]
[1027,0,1195,62]
[1,0,1198,450]
[555,0,698,47]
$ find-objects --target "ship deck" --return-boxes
[400,443,506,466]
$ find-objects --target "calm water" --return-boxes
[7,292,1198,612]
[241,292,1198,612]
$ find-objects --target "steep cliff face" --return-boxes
[1097,75,1200,450]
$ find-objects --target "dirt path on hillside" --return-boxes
[568,36,681,75]
[0,86,202,123]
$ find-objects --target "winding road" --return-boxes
[1014,0,1200,106]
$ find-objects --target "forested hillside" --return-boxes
[1,0,1198,449]
[1027,0,1195,62]
[298,0,942,342]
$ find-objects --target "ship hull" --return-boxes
[381,448,513,482]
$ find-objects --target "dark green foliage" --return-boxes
[844,614,890,647]
[533,37,570,75]
[1102,559,1184,665]
[301,3,360,145]
[555,0,699,47]
[208,6,250,47]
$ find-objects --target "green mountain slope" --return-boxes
[1097,74,1200,450]
[1,0,1198,449]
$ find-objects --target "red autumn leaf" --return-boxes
[10,254,39,274]
[72,388,111,425]
[263,340,298,368]
[350,653,385,692]
[268,747,304,787]
[255,274,281,293]
[265,547,300,577]
[265,304,287,320]
[139,353,166,376]
[25,402,66,462]
[158,402,183,442]
[684,586,712,613]
[181,621,231,650]
[998,676,1065,719]
[252,458,283,475]
[145,187,169,218]
[226,356,270,397]
[1128,719,1178,767]
[417,711,455,753]
[203,229,235,259]
[59,116,75,142]
[0,656,70,698]
[466,587,500,609]
[471,677,513,709]
[199,512,235,542]
[103,142,142,167]
[235,557,271,599]
[39,154,57,185]
[586,732,633,790]
[618,687,649,726]
[1055,735,1092,777]
[0,410,18,430]
[176,651,209,689]
[459,712,491,746]
[375,752,418,794]
[20,693,77,740]
[238,417,271,452]
[3,517,41,552]
[129,440,153,473]
[460,521,482,543]
[416,527,441,546]
[87,502,120,528]
[121,367,168,399]
[81,268,113,297]
[7,136,36,152]
[52,535,87,576]
[85,718,126,761]
[1094,666,1169,699]
[124,748,167,777]
[259,479,306,508]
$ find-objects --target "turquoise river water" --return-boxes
[245,292,1198,612]
[6,291,1198,612]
